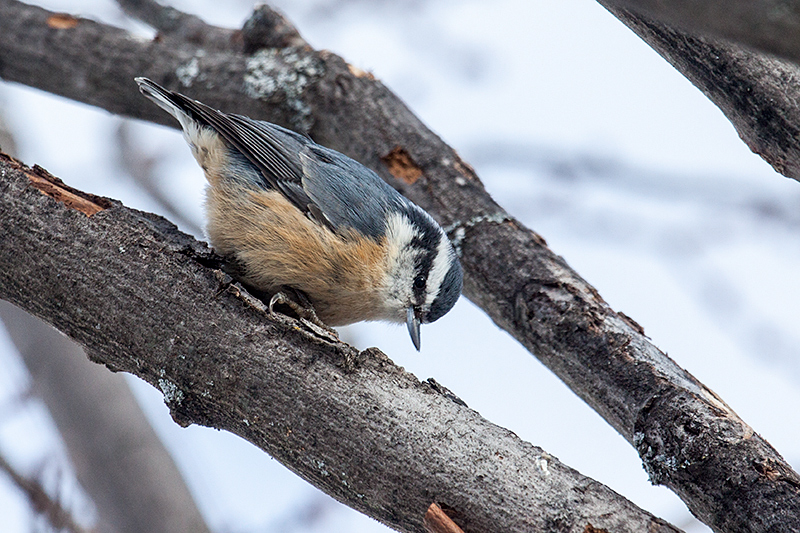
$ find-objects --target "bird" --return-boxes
[135,78,462,350]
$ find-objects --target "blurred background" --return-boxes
[1,0,799,531]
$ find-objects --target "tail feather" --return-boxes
[135,77,196,133]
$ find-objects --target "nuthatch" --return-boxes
[135,78,462,350]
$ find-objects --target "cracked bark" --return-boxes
[0,1,799,531]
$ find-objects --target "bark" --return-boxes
[598,1,800,183]
[0,301,211,533]
[0,153,678,533]
[603,0,800,66]
[0,1,799,531]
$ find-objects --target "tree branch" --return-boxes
[1,1,799,531]
[602,0,800,66]
[597,1,800,182]
[114,0,237,50]
[0,152,678,533]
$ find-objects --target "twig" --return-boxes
[0,454,89,533]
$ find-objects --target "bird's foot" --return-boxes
[269,287,337,336]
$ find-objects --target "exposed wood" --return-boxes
[24,161,111,216]
[423,503,465,533]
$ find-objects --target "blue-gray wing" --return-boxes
[229,117,400,239]
[298,143,404,240]
[140,80,397,238]
[170,97,317,217]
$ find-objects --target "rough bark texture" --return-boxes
[1,2,799,531]
[597,2,800,182]
[604,0,800,66]
[0,301,211,533]
[0,153,679,533]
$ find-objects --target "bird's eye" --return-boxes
[413,275,426,290]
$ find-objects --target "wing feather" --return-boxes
[137,79,396,238]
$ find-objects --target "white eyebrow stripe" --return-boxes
[383,212,419,301]
[385,212,417,252]
[424,230,452,307]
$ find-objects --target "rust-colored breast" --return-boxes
[205,182,390,326]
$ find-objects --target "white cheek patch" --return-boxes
[424,231,453,307]
[382,211,455,320]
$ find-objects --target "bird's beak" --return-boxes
[406,306,421,351]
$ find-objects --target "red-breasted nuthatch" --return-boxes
[135,78,462,350]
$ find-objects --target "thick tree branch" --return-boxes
[598,1,800,182]
[1,2,799,531]
[0,153,678,533]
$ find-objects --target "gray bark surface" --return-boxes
[0,153,678,533]
[603,0,800,66]
[1,1,799,531]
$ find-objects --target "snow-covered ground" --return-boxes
[2,1,799,531]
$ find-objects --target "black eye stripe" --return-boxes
[412,243,437,301]
[403,205,442,304]
[401,206,441,302]
[413,254,433,301]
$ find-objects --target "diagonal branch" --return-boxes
[0,152,679,533]
[1,1,799,531]
[601,0,800,67]
[598,0,800,183]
